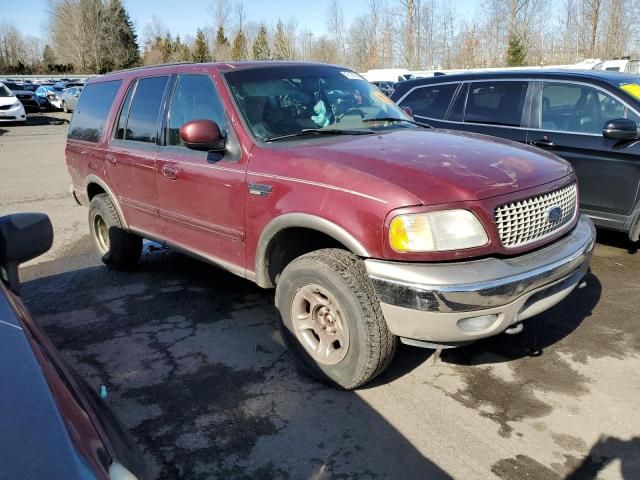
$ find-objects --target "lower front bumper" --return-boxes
[365,215,596,343]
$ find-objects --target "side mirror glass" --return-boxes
[180,119,226,152]
[602,118,638,140]
[401,106,414,118]
[0,213,53,293]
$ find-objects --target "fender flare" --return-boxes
[254,213,371,288]
[84,174,129,229]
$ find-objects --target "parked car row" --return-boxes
[0,78,84,115]
[391,69,640,240]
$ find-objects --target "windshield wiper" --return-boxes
[264,128,375,142]
[362,117,431,128]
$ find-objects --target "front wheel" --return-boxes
[62,101,68,113]
[275,249,397,389]
[89,193,142,268]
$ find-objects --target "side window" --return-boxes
[541,82,640,134]
[124,76,169,143]
[166,74,225,146]
[464,81,528,127]
[114,79,137,140]
[399,83,458,119]
[627,61,640,74]
[68,80,122,142]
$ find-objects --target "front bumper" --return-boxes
[366,215,596,344]
[0,103,26,122]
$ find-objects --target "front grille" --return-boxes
[495,183,577,248]
[0,104,12,110]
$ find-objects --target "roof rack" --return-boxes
[104,61,196,76]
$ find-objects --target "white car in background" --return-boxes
[0,82,27,124]
[593,58,640,73]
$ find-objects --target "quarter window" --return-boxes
[400,83,458,120]
[166,74,225,146]
[123,76,169,143]
[68,80,122,142]
[464,81,528,127]
[541,82,640,134]
[114,79,137,140]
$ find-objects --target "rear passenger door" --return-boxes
[457,80,532,143]
[155,72,247,272]
[107,75,170,235]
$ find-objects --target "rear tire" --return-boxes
[89,193,142,268]
[275,248,397,389]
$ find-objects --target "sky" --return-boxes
[3,0,480,42]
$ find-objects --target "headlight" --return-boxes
[12,100,21,108]
[389,209,488,252]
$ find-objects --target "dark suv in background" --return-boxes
[391,70,640,241]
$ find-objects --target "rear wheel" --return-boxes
[275,249,397,389]
[89,193,142,268]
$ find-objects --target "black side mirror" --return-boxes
[180,119,226,152]
[603,118,638,140]
[0,213,53,293]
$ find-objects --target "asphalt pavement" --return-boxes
[1,114,639,479]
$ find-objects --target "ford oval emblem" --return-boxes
[548,206,563,223]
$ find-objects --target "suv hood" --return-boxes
[285,128,573,205]
[0,95,19,107]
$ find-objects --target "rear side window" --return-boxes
[464,81,528,127]
[166,74,225,146]
[68,80,121,142]
[399,83,458,119]
[122,76,169,143]
[114,79,137,140]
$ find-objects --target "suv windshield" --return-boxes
[224,65,414,141]
[0,84,13,97]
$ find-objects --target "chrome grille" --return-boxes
[495,183,577,248]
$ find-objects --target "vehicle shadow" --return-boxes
[27,114,69,126]
[566,435,640,479]
[0,127,8,136]
[595,227,638,254]
[20,249,453,479]
[442,270,602,366]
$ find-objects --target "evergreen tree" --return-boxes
[161,32,174,63]
[230,30,248,61]
[43,45,56,70]
[273,19,293,60]
[506,34,526,67]
[192,29,210,62]
[107,0,140,69]
[252,24,270,60]
[215,26,229,48]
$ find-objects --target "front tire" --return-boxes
[62,101,68,113]
[89,193,142,268]
[275,249,397,389]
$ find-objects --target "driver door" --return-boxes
[155,71,247,271]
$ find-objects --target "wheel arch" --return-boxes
[254,213,371,288]
[84,174,129,229]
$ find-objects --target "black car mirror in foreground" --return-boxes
[0,213,53,293]
[602,118,638,140]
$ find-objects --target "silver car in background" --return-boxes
[61,86,83,113]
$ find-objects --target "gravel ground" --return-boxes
[1,114,639,479]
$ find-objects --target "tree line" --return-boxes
[1,0,639,75]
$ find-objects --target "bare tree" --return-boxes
[581,0,602,57]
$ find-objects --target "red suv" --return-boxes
[66,62,596,388]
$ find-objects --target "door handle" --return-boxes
[530,138,555,148]
[161,164,178,180]
[105,153,116,165]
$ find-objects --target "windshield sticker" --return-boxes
[620,83,640,101]
[341,71,363,80]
